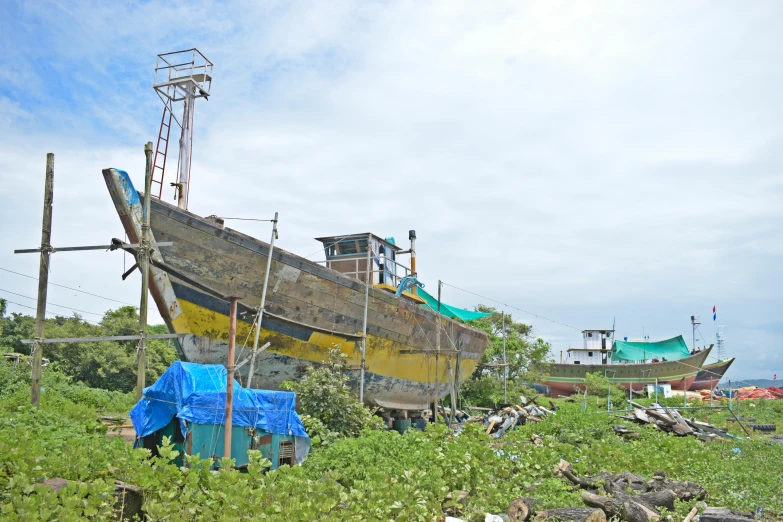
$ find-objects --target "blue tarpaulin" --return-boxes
[130,361,308,439]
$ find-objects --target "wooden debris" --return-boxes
[618,404,730,442]
[613,425,641,438]
[533,507,606,522]
[507,496,536,521]
[43,478,143,520]
[444,490,469,515]
[699,507,756,522]
[555,461,709,522]
[468,402,554,438]
[682,506,698,522]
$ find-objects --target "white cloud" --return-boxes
[1,0,781,380]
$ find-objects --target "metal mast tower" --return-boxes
[690,314,701,350]
[151,49,213,210]
[716,325,726,361]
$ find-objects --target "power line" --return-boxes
[1,299,100,326]
[441,281,583,331]
[0,288,106,317]
[0,266,135,306]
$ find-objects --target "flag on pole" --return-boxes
[713,305,716,321]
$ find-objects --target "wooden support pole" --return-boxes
[359,236,371,403]
[448,357,457,426]
[502,311,507,403]
[247,212,278,388]
[433,280,442,422]
[224,296,239,460]
[136,142,153,401]
[408,230,417,295]
[31,153,54,408]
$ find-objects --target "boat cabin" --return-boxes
[315,233,402,285]
[566,329,615,365]
[315,232,424,302]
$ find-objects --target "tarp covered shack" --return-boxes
[130,361,309,468]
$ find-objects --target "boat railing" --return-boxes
[313,253,413,289]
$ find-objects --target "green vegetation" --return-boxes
[582,371,628,408]
[2,360,781,520]
[281,349,383,444]
[1,305,781,520]
[461,307,551,408]
[0,306,178,392]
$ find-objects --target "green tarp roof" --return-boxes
[612,335,690,362]
[418,288,491,322]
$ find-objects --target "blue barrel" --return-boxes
[412,418,427,431]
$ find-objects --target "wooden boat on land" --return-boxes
[103,168,489,411]
[689,358,734,391]
[543,329,713,398]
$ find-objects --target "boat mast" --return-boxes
[690,314,700,350]
[715,324,726,361]
[151,49,213,210]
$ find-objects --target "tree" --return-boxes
[0,306,177,393]
[471,305,551,384]
[281,349,381,439]
[460,306,551,407]
[0,298,6,318]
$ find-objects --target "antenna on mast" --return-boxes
[690,314,701,350]
[150,49,213,210]
[716,325,726,360]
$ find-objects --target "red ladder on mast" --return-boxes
[150,103,174,199]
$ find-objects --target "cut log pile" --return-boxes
[549,461,756,522]
[466,397,555,438]
[618,403,733,442]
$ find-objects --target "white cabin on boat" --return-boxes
[565,329,615,365]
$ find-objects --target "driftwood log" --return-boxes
[645,472,707,501]
[699,507,755,522]
[533,507,606,522]
[581,492,660,522]
[507,497,537,521]
[555,461,709,522]
[43,478,143,520]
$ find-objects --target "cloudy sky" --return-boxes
[1,1,780,380]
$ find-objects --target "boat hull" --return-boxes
[689,358,734,391]
[103,168,488,410]
[542,347,713,398]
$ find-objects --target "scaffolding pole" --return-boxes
[31,153,54,408]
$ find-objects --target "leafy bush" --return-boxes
[281,349,383,440]
[582,372,628,408]
[2,378,782,520]
[0,307,178,393]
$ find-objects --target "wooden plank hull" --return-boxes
[103,168,488,410]
[689,358,734,391]
[543,347,713,398]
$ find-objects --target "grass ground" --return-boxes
[1,362,781,521]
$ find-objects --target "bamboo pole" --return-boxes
[136,142,153,401]
[31,153,54,408]
[246,212,278,388]
[224,297,239,460]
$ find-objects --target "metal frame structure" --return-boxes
[13,147,183,403]
[151,49,213,209]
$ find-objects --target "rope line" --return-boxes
[441,282,583,331]
[0,299,101,326]
[0,266,135,306]
[0,290,106,317]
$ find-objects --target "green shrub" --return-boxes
[281,349,383,440]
